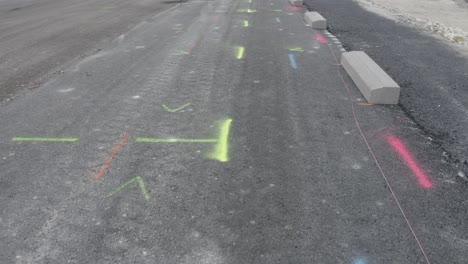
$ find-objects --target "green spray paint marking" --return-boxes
[162,103,191,113]
[288,47,304,52]
[175,50,190,55]
[207,118,232,162]
[273,9,282,12]
[136,138,217,143]
[236,46,245,60]
[244,20,249,27]
[238,9,256,13]
[107,176,150,201]
[12,137,79,142]
[136,118,232,162]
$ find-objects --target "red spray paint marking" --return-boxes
[95,135,129,179]
[314,32,328,44]
[386,135,432,188]
[287,6,303,11]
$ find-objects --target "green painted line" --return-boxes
[12,137,79,142]
[136,138,217,143]
[175,50,190,55]
[162,102,191,113]
[236,46,245,60]
[288,47,304,52]
[207,118,232,162]
[273,9,282,12]
[238,9,256,13]
[244,20,249,27]
[107,176,150,201]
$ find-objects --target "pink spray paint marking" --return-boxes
[314,32,328,44]
[386,135,432,188]
[287,6,303,11]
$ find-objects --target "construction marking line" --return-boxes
[188,43,197,53]
[288,47,304,52]
[288,54,298,69]
[136,138,217,143]
[287,6,303,11]
[207,118,232,162]
[357,102,375,106]
[95,135,129,179]
[175,50,190,55]
[386,134,432,188]
[238,9,256,13]
[107,176,150,201]
[314,32,328,44]
[11,137,79,142]
[244,20,249,27]
[236,46,245,59]
[136,118,232,162]
[162,102,191,113]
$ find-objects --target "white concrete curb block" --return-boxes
[341,51,400,104]
[304,12,327,29]
[289,0,303,6]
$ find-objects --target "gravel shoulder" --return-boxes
[354,0,468,47]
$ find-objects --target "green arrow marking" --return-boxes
[12,137,79,142]
[107,176,150,201]
[161,102,191,113]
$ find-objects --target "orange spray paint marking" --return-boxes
[357,102,375,106]
[386,134,432,188]
[188,43,197,53]
[95,135,129,179]
[314,32,328,44]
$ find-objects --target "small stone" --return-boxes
[457,171,467,180]
[453,36,465,43]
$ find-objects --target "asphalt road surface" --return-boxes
[0,0,176,103]
[1,0,467,263]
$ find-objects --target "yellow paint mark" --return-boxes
[288,47,304,52]
[236,46,245,59]
[12,137,78,142]
[244,20,249,27]
[207,118,232,162]
[136,138,217,143]
[238,9,256,13]
[175,50,190,55]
